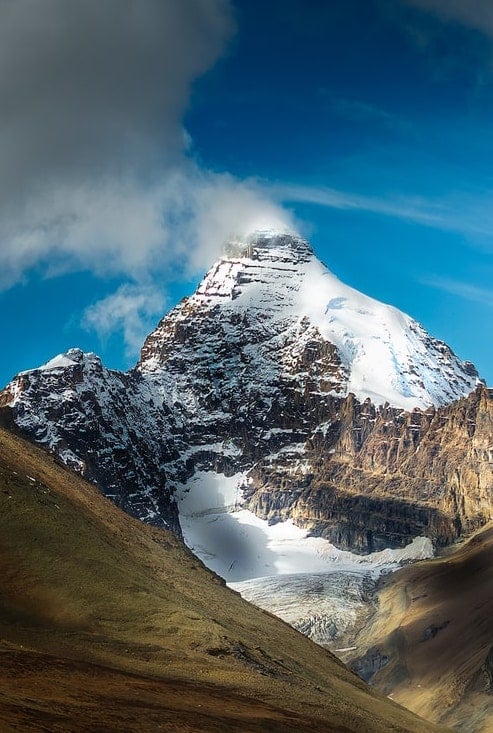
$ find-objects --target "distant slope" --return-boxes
[0,426,449,733]
[341,524,493,732]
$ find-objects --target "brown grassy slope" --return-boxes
[0,426,450,733]
[342,524,493,733]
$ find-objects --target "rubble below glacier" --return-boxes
[176,470,434,647]
[232,571,376,646]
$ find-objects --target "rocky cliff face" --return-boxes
[0,350,181,531]
[245,386,493,552]
[0,231,489,551]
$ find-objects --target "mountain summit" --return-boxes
[0,230,489,552]
[139,230,479,411]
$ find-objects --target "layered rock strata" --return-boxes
[245,386,493,552]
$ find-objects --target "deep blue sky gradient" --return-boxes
[1,0,492,386]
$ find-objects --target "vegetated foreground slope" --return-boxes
[338,523,493,733]
[0,426,449,733]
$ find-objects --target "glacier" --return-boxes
[176,469,434,646]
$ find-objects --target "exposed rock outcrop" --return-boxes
[245,386,493,551]
[0,350,181,531]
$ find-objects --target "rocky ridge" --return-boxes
[0,350,181,531]
[0,231,490,551]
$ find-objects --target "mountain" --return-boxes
[0,230,488,554]
[0,424,449,733]
[1,230,491,730]
[244,382,493,552]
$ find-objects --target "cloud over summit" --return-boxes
[0,1,291,277]
[0,0,294,354]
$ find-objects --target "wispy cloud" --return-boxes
[82,284,166,359]
[403,1,493,40]
[274,183,448,226]
[274,182,493,242]
[331,98,416,137]
[422,276,493,308]
[72,168,296,355]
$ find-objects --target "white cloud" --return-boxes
[274,182,493,243]
[0,0,234,190]
[82,284,166,359]
[0,0,239,289]
[331,98,416,137]
[0,0,297,353]
[274,183,448,225]
[73,169,295,356]
[0,177,168,288]
[175,172,298,271]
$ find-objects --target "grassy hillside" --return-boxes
[341,524,493,733]
[0,426,450,733]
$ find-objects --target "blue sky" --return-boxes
[0,0,492,386]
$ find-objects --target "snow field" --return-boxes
[176,470,434,644]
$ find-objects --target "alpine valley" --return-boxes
[1,231,493,731]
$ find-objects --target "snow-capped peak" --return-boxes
[219,230,313,268]
[140,231,479,410]
[18,348,102,375]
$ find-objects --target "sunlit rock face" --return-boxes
[1,231,490,551]
[139,230,479,416]
[245,386,493,552]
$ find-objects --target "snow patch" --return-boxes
[177,471,434,583]
[39,354,78,371]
